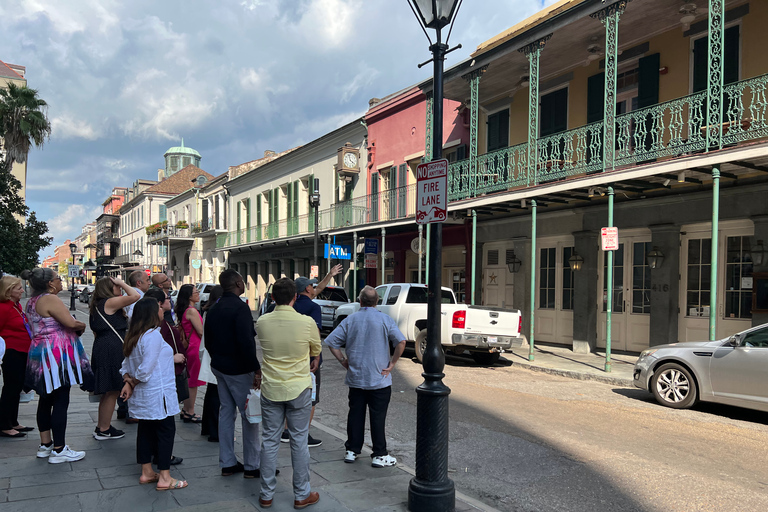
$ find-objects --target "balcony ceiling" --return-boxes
[443,0,745,105]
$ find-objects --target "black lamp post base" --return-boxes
[408,477,455,512]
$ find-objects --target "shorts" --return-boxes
[312,366,321,406]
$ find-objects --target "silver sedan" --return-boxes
[633,323,768,412]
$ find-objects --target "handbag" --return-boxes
[168,322,190,402]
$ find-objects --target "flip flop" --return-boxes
[156,478,188,491]
[139,473,160,484]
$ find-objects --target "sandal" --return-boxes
[181,410,202,423]
[156,478,188,491]
[140,473,160,484]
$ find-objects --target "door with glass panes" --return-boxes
[534,239,574,346]
[482,244,515,309]
[679,222,753,343]
[597,232,652,352]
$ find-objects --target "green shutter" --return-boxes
[245,198,251,242]
[256,197,262,240]
[587,72,605,123]
[487,109,509,152]
[693,27,739,93]
[540,89,567,137]
[159,205,167,222]
[637,53,660,109]
[724,25,739,85]
[692,35,708,93]
[236,202,241,245]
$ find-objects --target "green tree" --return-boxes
[0,158,51,274]
[0,83,52,164]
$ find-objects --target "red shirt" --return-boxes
[0,300,32,353]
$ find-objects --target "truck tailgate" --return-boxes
[463,306,520,337]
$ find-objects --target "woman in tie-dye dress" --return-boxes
[21,268,94,464]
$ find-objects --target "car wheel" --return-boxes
[651,362,698,409]
[414,329,427,363]
[471,352,500,366]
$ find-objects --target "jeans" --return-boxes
[260,388,312,501]
[213,369,260,470]
[0,349,27,430]
[37,386,71,447]
[346,386,392,457]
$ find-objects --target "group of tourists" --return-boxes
[0,263,407,508]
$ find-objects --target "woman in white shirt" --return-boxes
[120,297,188,491]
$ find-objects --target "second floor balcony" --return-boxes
[147,224,194,244]
[192,217,226,237]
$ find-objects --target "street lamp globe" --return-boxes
[410,0,460,29]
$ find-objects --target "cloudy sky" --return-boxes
[0,0,554,259]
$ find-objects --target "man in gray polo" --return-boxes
[324,285,406,468]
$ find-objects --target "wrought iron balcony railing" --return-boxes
[148,226,192,243]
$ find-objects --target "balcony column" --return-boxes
[424,92,433,163]
[293,258,302,279]
[591,0,630,172]
[268,260,276,286]
[245,262,256,309]
[518,35,552,185]
[706,0,725,150]
[460,65,487,198]
[256,261,266,309]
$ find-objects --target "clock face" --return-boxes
[343,152,358,168]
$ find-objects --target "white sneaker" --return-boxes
[371,454,397,468]
[19,391,35,403]
[344,450,357,463]
[36,444,53,458]
[48,445,85,464]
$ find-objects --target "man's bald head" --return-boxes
[358,285,378,307]
[151,273,171,290]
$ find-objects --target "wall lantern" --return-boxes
[750,240,766,266]
[568,251,584,271]
[507,251,522,273]
[646,247,664,269]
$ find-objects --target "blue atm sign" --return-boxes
[324,243,352,260]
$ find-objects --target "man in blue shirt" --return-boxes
[324,286,406,468]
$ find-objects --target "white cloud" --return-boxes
[51,116,99,140]
[47,204,102,236]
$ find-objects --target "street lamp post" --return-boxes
[69,242,77,311]
[407,2,462,511]
[309,178,321,272]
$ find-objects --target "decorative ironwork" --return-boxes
[425,92,433,162]
[594,1,627,172]
[519,35,551,185]
[476,143,528,194]
[706,0,725,150]
[537,122,603,182]
[722,73,768,145]
[462,65,487,197]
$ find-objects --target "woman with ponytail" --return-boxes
[21,268,93,464]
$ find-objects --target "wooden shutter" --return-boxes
[724,25,739,85]
[540,88,568,137]
[586,72,605,123]
[158,205,167,222]
[692,36,708,93]
[487,109,509,152]
[637,53,660,109]
[398,164,407,217]
[256,196,262,240]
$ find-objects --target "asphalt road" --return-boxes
[314,343,768,512]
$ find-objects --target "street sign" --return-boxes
[144,268,151,276]
[601,227,619,251]
[191,259,202,269]
[68,265,81,278]
[324,243,352,260]
[416,159,448,224]
[364,239,378,254]
[310,265,319,279]
[364,253,377,269]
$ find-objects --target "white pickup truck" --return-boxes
[333,283,524,365]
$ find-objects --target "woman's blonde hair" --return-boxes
[0,276,22,301]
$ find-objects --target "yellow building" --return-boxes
[0,59,28,206]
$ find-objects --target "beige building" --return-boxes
[0,59,28,206]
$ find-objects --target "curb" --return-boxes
[510,361,634,387]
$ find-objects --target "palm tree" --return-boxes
[0,83,52,164]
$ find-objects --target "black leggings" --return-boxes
[37,386,71,447]
[136,415,176,470]
[0,349,27,431]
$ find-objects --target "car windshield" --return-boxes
[405,287,455,304]
[316,288,348,302]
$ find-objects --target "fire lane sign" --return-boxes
[416,159,448,224]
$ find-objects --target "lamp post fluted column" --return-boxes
[408,36,455,512]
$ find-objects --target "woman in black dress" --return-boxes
[89,277,139,440]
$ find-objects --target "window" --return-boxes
[603,244,625,313]
[725,236,753,319]
[741,326,768,348]
[386,286,401,305]
[159,205,167,222]
[452,270,466,303]
[487,109,509,152]
[540,88,568,137]
[686,239,712,317]
[316,288,349,302]
[405,287,456,304]
[376,286,386,305]
[562,247,574,310]
[539,247,556,309]
[632,242,652,314]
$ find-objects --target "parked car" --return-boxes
[78,284,95,303]
[633,323,768,412]
[313,285,349,331]
[195,282,217,308]
[334,283,523,365]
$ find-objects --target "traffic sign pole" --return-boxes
[605,186,615,372]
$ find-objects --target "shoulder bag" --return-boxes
[168,322,190,402]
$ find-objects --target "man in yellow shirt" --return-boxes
[255,277,322,509]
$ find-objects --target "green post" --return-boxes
[706,0,725,151]
[529,200,537,361]
[425,93,433,163]
[471,210,477,305]
[605,186,615,372]
[518,36,551,186]
[592,3,624,172]
[709,168,720,340]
